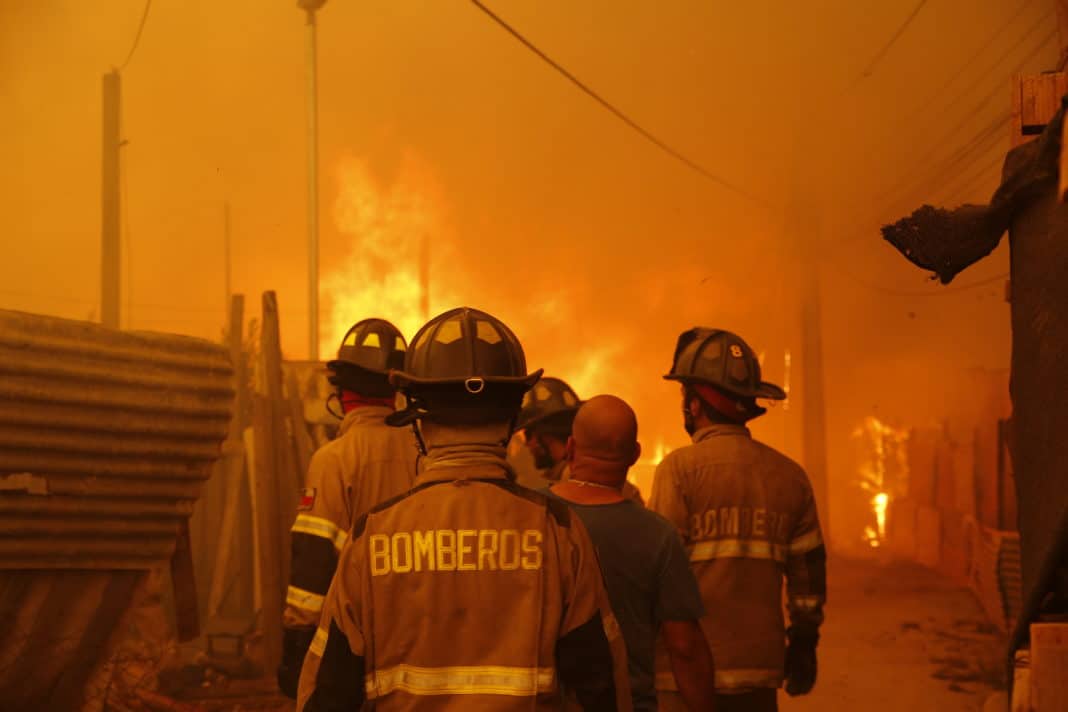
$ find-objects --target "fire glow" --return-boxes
[320,155,447,357]
[853,416,909,549]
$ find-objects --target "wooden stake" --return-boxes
[206,295,248,620]
[170,519,200,642]
[286,370,315,484]
[1060,116,1068,203]
[251,291,285,674]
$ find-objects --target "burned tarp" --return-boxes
[882,101,1064,284]
[880,98,1068,650]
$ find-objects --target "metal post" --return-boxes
[224,201,232,312]
[101,71,122,329]
[420,233,430,321]
[304,8,320,361]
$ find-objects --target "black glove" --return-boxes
[784,626,819,697]
[277,627,316,699]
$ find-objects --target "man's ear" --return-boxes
[565,436,576,463]
[629,440,642,467]
[687,395,703,417]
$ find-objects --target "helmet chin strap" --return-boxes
[411,421,429,456]
[325,390,345,420]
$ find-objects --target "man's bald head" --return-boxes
[569,395,641,478]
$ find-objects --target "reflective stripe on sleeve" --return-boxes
[788,530,823,555]
[689,538,787,563]
[789,594,824,611]
[309,627,329,657]
[656,667,783,691]
[292,514,349,552]
[286,585,326,613]
[365,664,556,698]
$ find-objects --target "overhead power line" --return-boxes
[853,24,1056,229]
[840,271,1008,298]
[940,150,1005,204]
[467,0,770,208]
[900,0,1037,126]
[849,0,930,87]
[120,0,153,70]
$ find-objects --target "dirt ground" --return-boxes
[787,555,1008,712]
[168,556,1007,711]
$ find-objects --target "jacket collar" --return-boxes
[337,405,393,437]
[692,423,751,444]
[415,444,515,485]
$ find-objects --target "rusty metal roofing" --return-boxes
[0,309,233,569]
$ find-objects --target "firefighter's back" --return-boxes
[660,425,817,689]
[360,476,575,710]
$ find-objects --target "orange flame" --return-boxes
[320,155,450,355]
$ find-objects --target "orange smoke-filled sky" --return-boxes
[2,1,1058,541]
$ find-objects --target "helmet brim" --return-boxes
[664,373,787,401]
[516,403,583,433]
[389,369,544,390]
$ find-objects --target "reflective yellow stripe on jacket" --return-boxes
[689,538,788,563]
[286,585,325,613]
[365,664,556,698]
[788,529,823,555]
[292,513,349,552]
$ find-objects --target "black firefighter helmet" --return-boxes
[664,328,786,401]
[516,377,583,438]
[326,318,407,399]
[386,307,542,427]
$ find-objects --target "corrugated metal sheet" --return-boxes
[0,308,232,568]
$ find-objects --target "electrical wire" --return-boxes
[849,0,930,87]
[467,0,771,208]
[899,0,1037,126]
[120,0,153,70]
[0,288,223,314]
[874,20,1054,207]
[838,270,1009,297]
[940,150,1005,204]
[880,111,1011,214]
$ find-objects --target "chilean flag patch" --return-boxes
[297,487,317,511]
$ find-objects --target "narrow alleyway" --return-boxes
[787,557,1007,712]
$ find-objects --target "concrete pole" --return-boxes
[101,71,122,329]
[420,233,430,321]
[304,7,321,361]
[224,201,232,312]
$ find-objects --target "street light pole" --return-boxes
[300,0,326,361]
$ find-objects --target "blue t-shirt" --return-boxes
[545,492,705,711]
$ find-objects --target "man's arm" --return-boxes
[655,521,714,709]
[662,621,716,711]
[783,481,827,696]
[555,515,633,712]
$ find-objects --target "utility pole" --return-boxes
[300,0,326,361]
[798,225,831,543]
[224,201,232,313]
[101,71,122,329]
[420,233,430,321]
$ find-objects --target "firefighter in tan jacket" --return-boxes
[277,319,418,698]
[650,328,826,712]
[297,307,632,711]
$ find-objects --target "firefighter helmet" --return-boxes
[326,318,407,398]
[516,377,582,435]
[387,307,542,426]
[664,327,786,401]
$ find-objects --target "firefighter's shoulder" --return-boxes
[749,438,813,491]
